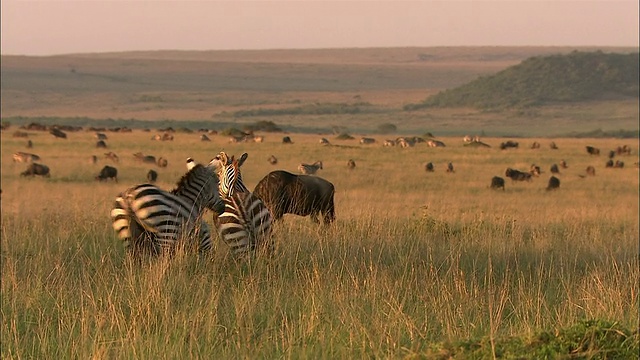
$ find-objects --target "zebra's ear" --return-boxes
[238,153,249,167]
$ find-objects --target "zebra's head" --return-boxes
[214,152,249,199]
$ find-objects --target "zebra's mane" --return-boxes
[171,163,210,194]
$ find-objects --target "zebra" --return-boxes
[210,152,273,257]
[110,160,225,259]
[298,161,323,175]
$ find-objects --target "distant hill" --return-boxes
[405,51,640,110]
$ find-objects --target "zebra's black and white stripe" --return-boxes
[110,162,224,258]
[210,152,273,256]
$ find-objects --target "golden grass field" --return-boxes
[1,128,638,358]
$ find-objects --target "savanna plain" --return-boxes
[1,130,638,358]
[1,46,639,358]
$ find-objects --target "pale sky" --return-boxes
[1,1,638,56]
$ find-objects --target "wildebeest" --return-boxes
[360,137,376,145]
[500,141,519,150]
[282,136,293,144]
[133,152,156,164]
[96,140,107,148]
[21,163,50,177]
[616,145,632,155]
[505,168,532,182]
[147,169,158,183]
[608,150,616,159]
[50,128,67,139]
[546,176,560,191]
[425,162,434,172]
[27,140,33,148]
[157,157,168,168]
[96,165,118,182]
[550,164,560,174]
[200,134,211,142]
[268,155,278,165]
[446,162,455,173]
[161,133,174,141]
[586,146,600,155]
[530,141,541,149]
[490,176,505,190]
[549,141,558,150]
[347,159,356,169]
[605,160,614,168]
[104,152,119,163]
[586,166,596,176]
[253,170,335,225]
[298,161,323,175]
[95,132,108,140]
[614,160,625,168]
[12,152,40,163]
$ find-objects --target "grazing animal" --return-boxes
[96,166,118,182]
[161,133,174,141]
[319,138,330,146]
[549,142,558,150]
[95,133,108,140]
[27,140,33,148]
[200,134,211,142]
[446,162,455,173]
[586,146,600,155]
[427,140,446,147]
[614,160,625,168]
[490,176,505,190]
[298,161,323,175]
[282,136,293,144]
[616,145,632,155]
[20,163,50,177]
[605,160,614,168]
[134,152,156,164]
[347,159,356,169]
[530,164,541,176]
[268,155,278,165]
[608,150,616,159]
[157,157,168,168]
[425,162,434,172]
[110,161,225,258]
[147,169,158,183]
[360,137,376,145]
[12,152,40,163]
[560,160,568,169]
[50,128,67,139]
[96,140,107,148]
[253,170,336,225]
[500,141,519,150]
[104,152,119,163]
[586,166,596,176]
[530,141,541,149]
[550,164,560,174]
[546,176,560,191]
[505,168,532,182]
[90,155,98,164]
[211,152,273,256]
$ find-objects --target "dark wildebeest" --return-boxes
[253,170,335,225]
[505,168,532,182]
[608,150,616,159]
[490,176,505,190]
[268,155,278,165]
[96,165,118,182]
[550,164,560,174]
[614,160,624,168]
[446,162,455,173]
[282,136,293,144]
[27,140,33,148]
[546,176,560,191]
[425,162,434,172]
[147,169,158,183]
[500,141,519,150]
[530,141,540,149]
[50,128,67,139]
[586,146,600,155]
[347,159,356,169]
[586,166,596,176]
[21,163,50,177]
[605,159,614,168]
[95,132,108,140]
[200,134,211,142]
[96,140,107,148]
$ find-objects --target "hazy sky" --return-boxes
[1,1,638,56]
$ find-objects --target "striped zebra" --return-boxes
[110,161,224,258]
[210,152,273,257]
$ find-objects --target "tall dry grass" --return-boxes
[1,130,638,358]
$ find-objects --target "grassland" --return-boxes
[1,129,638,358]
[2,46,638,136]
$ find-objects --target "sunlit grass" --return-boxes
[1,130,638,358]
